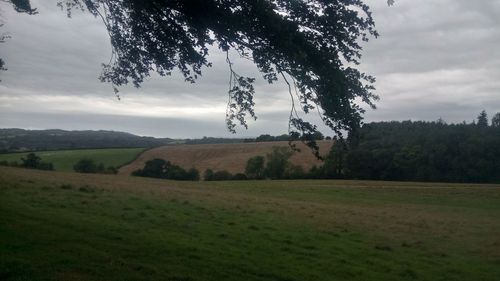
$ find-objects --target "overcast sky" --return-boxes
[0,0,499,138]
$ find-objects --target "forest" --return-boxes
[321,111,500,183]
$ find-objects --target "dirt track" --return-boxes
[119,141,333,175]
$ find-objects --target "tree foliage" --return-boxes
[50,0,379,154]
[321,113,500,183]
[492,112,500,128]
[245,155,265,179]
[20,152,54,170]
[477,110,488,127]
[132,158,199,181]
[264,146,294,179]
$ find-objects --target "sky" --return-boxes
[0,0,499,138]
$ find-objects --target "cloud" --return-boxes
[0,0,499,137]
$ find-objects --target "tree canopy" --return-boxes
[4,0,384,154]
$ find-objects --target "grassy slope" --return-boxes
[0,148,145,172]
[119,141,333,175]
[1,167,500,281]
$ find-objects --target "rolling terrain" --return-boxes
[1,166,500,280]
[0,148,145,172]
[0,128,173,152]
[119,141,333,175]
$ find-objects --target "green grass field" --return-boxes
[1,167,500,281]
[0,148,145,172]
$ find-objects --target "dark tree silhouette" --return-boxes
[4,0,386,154]
[21,152,41,168]
[491,112,500,128]
[477,110,488,127]
[245,155,265,179]
[57,0,380,153]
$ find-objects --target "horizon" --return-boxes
[1,0,499,138]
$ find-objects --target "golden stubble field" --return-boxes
[119,141,334,175]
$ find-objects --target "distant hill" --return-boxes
[0,129,174,152]
[119,141,333,175]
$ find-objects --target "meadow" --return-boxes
[0,148,145,172]
[1,166,500,281]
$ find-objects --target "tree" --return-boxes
[492,113,500,128]
[21,153,41,168]
[204,169,215,181]
[50,0,379,154]
[132,158,166,178]
[20,152,54,170]
[73,158,98,173]
[245,156,265,179]
[264,146,294,179]
[477,110,488,127]
[132,158,199,180]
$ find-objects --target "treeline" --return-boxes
[132,159,200,180]
[0,153,54,171]
[0,153,119,174]
[0,129,173,152]
[131,111,500,184]
[244,132,328,143]
[327,111,500,183]
[132,146,312,181]
[184,136,246,145]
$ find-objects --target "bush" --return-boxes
[285,164,305,179]
[73,158,98,173]
[103,166,118,174]
[264,147,294,179]
[203,170,234,181]
[16,153,54,171]
[232,173,248,180]
[21,153,41,169]
[245,156,265,179]
[37,162,54,171]
[204,169,215,181]
[213,170,232,181]
[132,158,199,181]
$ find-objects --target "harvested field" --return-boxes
[119,140,333,175]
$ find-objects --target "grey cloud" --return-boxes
[0,0,499,137]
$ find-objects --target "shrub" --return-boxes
[37,162,54,171]
[232,173,248,180]
[204,169,215,181]
[264,147,294,179]
[212,170,233,181]
[73,158,98,173]
[103,166,118,174]
[245,156,265,179]
[285,164,305,179]
[132,158,199,181]
[17,153,54,171]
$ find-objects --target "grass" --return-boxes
[0,148,145,172]
[1,166,500,281]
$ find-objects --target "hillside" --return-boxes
[0,148,145,172]
[2,166,500,280]
[119,141,333,175]
[0,128,173,152]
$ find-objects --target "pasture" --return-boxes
[1,166,500,281]
[0,148,145,172]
